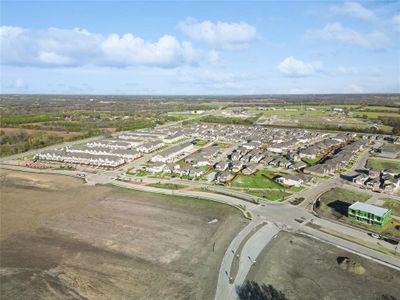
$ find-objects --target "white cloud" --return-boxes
[337,66,359,74]
[330,2,375,20]
[100,34,199,67]
[308,22,390,50]
[277,56,321,77]
[393,13,400,32]
[0,26,201,68]
[207,50,222,66]
[178,17,257,49]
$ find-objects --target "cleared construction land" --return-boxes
[245,232,400,300]
[0,169,247,299]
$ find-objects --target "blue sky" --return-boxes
[1,1,399,95]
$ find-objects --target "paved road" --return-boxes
[215,220,262,300]
[120,175,259,203]
[254,203,400,260]
[2,137,399,300]
[215,220,280,300]
[111,180,257,215]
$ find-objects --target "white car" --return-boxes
[369,233,381,239]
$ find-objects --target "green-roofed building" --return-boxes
[348,202,391,228]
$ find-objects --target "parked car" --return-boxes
[368,232,381,239]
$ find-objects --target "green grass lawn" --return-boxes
[353,111,400,119]
[289,186,305,193]
[127,170,150,177]
[366,158,400,173]
[194,139,210,146]
[302,155,324,165]
[232,170,283,189]
[319,187,371,206]
[380,143,400,153]
[246,189,291,202]
[381,198,400,216]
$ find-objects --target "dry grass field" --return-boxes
[0,170,246,300]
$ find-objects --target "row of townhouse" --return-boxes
[66,145,142,160]
[118,127,178,143]
[137,140,165,153]
[268,139,300,153]
[183,145,221,167]
[151,142,194,162]
[229,145,309,171]
[146,162,205,178]
[115,135,144,146]
[304,140,367,176]
[162,132,186,143]
[183,123,323,145]
[146,144,223,177]
[86,139,134,150]
[298,139,341,160]
[213,160,260,174]
[36,150,125,167]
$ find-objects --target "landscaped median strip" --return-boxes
[229,222,266,283]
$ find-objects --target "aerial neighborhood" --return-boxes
[2,100,400,299]
[33,123,400,199]
[2,0,400,297]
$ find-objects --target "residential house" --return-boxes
[137,140,165,153]
[348,202,391,227]
[214,161,230,171]
[274,174,304,187]
[216,171,234,183]
[147,162,166,173]
[151,142,193,162]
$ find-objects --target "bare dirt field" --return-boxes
[245,232,400,300]
[0,169,247,299]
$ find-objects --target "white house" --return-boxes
[147,162,166,173]
[275,174,304,187]
[137,140,165,153]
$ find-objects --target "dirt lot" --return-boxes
[245,232,400,300]
[0,170,247,299]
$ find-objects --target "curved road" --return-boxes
[1,141,399,300]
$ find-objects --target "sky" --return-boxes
[1,0,399,95]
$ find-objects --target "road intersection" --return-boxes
[1,126,399,300]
